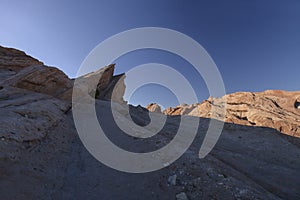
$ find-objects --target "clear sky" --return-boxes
[1,0,299,108]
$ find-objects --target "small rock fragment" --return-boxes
[168,174,177,186]
[176,192,189,200]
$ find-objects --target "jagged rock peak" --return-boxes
[146,103,162,113]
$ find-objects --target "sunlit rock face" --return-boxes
[146,103,162,113]
[0,46,127,103]
[163,90,300,137]
[0,46,73,101]
[3,65,73,100]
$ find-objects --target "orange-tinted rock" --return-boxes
[4,65,73,100]
[146,103,162,113]
[163,90,300,137]
[0,46,126,103]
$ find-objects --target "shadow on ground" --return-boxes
[0,100,300,200]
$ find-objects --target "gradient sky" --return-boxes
[1,0,299,108]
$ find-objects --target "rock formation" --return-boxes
[0,46,43,72]
[3,65,73,100]
[163,90,300,137]
[70,63,126,104]
[0,46,126,103]
[146,103,162,113]
[97,71,127,104]
[0,45,300,199]
[0,45,126,156]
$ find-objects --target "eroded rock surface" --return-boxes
[0,46,300,200]
[3,65,73,100]
[71,64,126,103]
[164,90,300,137]
[0,46,43,72]
[147,103,162,113]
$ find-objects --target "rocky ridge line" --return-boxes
[147,90,300,137]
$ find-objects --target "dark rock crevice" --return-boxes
[294,101,300,109]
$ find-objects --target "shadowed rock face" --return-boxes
[67,63,126,103]
[0,46,43,72]
[0,46,300,200]
[163,90,300,137]
[295,100,300,109]
[97,71,127,104]
[0,46,43,82]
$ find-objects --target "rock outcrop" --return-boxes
[146,103,162,113]
[3,65,73,100]
[0,45,126,155]
[0,86,71,142]
[71,64,126,104]
[97,71,127,104]
[1,45,300,200]
[0,46,43,72]
[0,46,73,101]
[163,90,300,137]
[0,46,126,103]
[0,46,42,83]
[0,46,74,145]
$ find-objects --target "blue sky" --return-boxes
[1,0,299,108]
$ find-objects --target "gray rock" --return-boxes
[168,174,177,186]
[176,192,189,200]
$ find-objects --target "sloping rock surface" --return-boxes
[0,46,300,199]
[0,46,43,72]
[3,65,73,100]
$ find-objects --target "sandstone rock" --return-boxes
[0,46,126,103]
[163,106,182,115]
[3,65,73,101]
[146,103,162,113]
[98,73,127,104]
[164,90,300,137]
[0,46,43,72]
[1,46,300,200]
[0,86,70,142]
[72,64,126,103]
[0,87,74,200]
[81,64,115,92]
